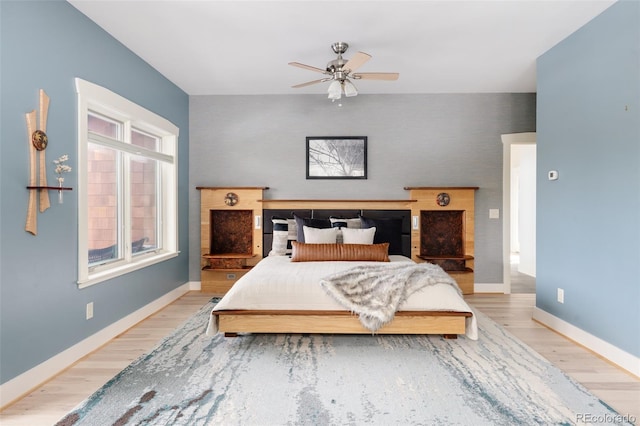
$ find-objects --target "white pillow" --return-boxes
[341,227,376,244]
[303,226,339,244]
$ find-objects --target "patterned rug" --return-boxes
[55,298,631,426]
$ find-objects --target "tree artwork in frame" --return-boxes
[306,136,368,179]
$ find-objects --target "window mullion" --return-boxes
[122,123,132,260]
[156,162,163,250]
[89,131,173,164]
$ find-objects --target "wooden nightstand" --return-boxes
[196,187,268,294]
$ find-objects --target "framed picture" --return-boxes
[306,136,368,179]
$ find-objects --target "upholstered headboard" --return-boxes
[263,208,412,258]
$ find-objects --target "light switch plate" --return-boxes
[489,209,500,219]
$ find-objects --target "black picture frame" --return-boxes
[306,136,368,179]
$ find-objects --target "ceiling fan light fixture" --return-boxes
[343,79,358,97]
[290,42,398,101]
[327,80,342,100]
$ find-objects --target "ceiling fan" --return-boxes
[289,42,399,100]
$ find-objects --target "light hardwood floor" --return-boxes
[1,292,638,425]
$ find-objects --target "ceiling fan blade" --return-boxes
[343,51,371,73]
[292,79,326,88]
[288,62,327,74]
[352,72,399,81]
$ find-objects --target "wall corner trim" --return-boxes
[533,307,640,378]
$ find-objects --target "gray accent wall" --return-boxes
[189,94,536,283]
[537,0,639,357]
[0,0,190,384]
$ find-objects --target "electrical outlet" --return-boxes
[557,288,564,304]
[86,302,94,319]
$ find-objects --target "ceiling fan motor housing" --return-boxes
[327,59,348,75]
[327,42,349,75]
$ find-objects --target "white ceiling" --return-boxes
[67,0,616,96]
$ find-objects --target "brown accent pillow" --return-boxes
[290,242,390,262]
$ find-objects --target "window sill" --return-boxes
[78,251,179,289]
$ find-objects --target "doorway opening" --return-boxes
[502,133,536,294]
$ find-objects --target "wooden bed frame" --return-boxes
[200,194,476,339]
[216,310,472,338]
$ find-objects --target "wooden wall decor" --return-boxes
[23,90,72,236]
[25,89,51,235]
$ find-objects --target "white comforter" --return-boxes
[206,255,478,339]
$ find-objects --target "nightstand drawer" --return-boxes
[201,269,250,294]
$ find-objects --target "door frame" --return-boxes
[501,132,536,294]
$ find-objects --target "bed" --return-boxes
[205,208,477,339]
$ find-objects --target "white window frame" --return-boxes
[75,78,179,288]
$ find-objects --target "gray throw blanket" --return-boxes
[320,262,461,332]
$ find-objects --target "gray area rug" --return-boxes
[56,298,631,426]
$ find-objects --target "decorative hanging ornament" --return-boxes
[436,192,451,207]
[224,192,239,206]
[25,89,51,235]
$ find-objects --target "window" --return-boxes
[75,79,179,287]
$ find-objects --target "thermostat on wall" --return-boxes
[548,170,559,181]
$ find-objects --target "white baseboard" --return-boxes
[474,283,506,293]
[533,307,640,378]
[0,282,192,410]
[190,280,201,291]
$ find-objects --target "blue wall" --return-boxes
[537,0,639,357]
[0,0,190,384]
